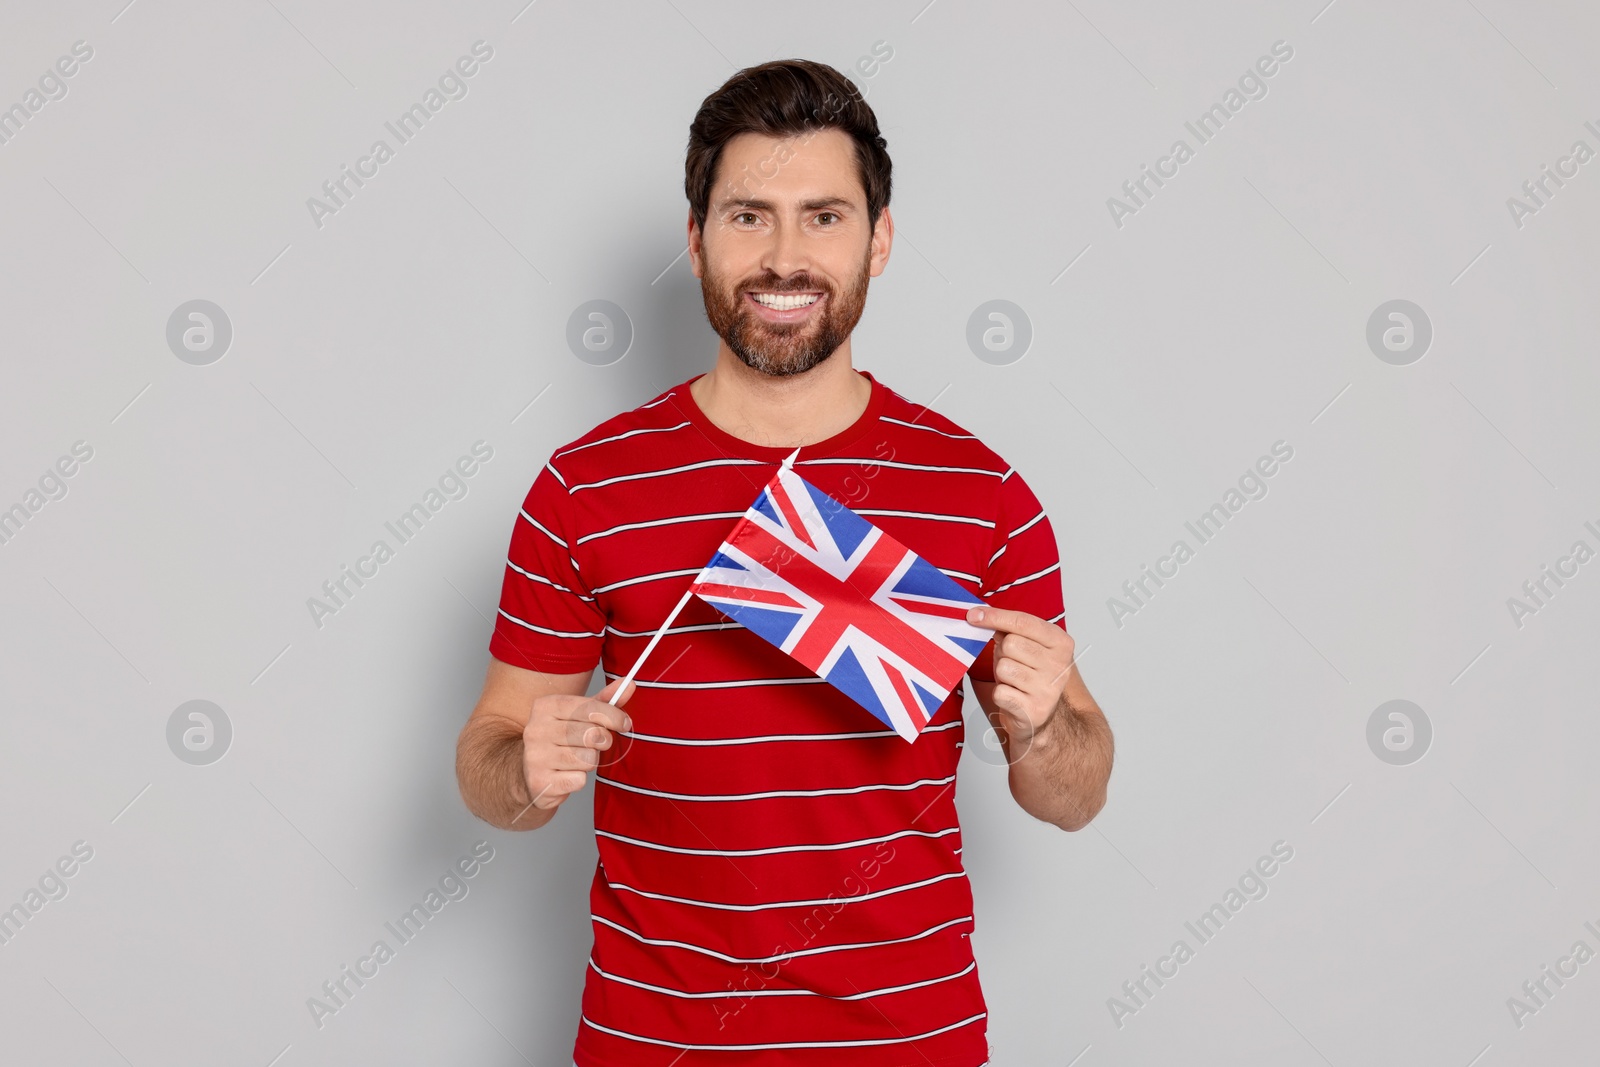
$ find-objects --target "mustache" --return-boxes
[737,273,830,295]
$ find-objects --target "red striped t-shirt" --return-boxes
[489,369,1064,1067]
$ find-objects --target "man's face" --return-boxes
[689,128,892,377]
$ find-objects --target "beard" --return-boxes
[700,248,871,378]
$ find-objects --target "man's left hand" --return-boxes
[964,605,1074,746]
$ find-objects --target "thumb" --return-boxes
[597,676,635,707]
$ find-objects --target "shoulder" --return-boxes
[873,377,1015,479]
[541,380,698,488]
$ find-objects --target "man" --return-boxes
[456,59,1113,1067]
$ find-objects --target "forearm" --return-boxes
[455,715,555,832]
[1006,694,1113,831]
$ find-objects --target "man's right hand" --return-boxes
[520,677,635,813]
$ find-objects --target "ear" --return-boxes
[868,206,893,278]
[687,210,705,279]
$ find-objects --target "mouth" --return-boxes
[744,290,825,324]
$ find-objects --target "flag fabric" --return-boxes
[688,453,993,741]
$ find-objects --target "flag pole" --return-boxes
[608,586,695,705]
[610,450,791,706]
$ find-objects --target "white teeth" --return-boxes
[752,292,820,311]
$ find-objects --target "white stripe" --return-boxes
[577,510,746,546]
[553,421,690,460]
[595,772,956,803]
[604,621,740,638]
[608,870,965,912]
[518,508,566,548]
[591,912,971,966]
[1001,466,1016,482]
[1049,610,1066,624]
[1009,509,1045,539]
[497,608,601,639]
[589,567,701,594]
[940,567,981,584]
[988,543,1008,568]
[506,559,594,601]
[580,1009,986,1051]
[854,508,994,528]
[639,390,677,409]
[587,957,975,1000]
[595,825,960,857]
[544,461,567,488]
[798,458,1002,477]
[568,457,765,493]
[618,719,961,747]
[879,415,977,440]
[990,561,1061,594]
[602,674,828,690]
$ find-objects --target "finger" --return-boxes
[582,697,633,735]
[987,681,1029,717]
[994,631,1053,670]
[549,692,633,734]
[993,656,1047,696]
[547,743,603,770]
[966,604,1054,642]
[529,771,588,809]
[553,718,615,750]
[597,676,636,709]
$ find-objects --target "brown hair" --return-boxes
[685,59,892,232]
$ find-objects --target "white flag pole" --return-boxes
[608,586,695,705]
[610,451,793,706]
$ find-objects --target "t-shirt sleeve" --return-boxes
[487,463,606,674]
[967,465,1065,682]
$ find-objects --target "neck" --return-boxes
[690,338,871,449]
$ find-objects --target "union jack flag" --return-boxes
[689,454,992,741]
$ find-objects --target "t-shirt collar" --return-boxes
[672,368,887,463]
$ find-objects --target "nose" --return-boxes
[761,216,808,283]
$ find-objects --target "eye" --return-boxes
[735,212,760,225]
[815,212,838,225]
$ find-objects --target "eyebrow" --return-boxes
[716,197,855,213]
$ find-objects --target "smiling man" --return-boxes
[456,59,1113,1067]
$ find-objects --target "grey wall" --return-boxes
[2,1,1596,1064]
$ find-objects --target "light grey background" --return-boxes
[1,1,1596,1064]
